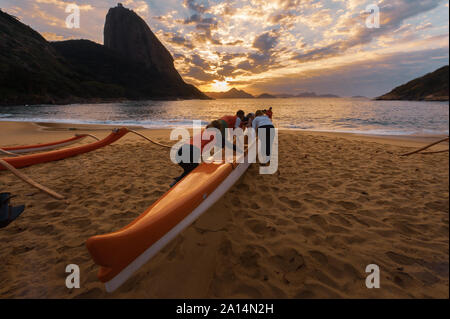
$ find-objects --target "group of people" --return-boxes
[171,108,275,186]
[220,107,273,130]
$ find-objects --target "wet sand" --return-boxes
[0,121,448,298]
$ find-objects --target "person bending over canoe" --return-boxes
[172,120,241,187]
[218,110,247,151]
[252,110,275,163]
[172,121,221,187]
[266,107,273,120]
[220,110,246,130]
[244,113,255,128]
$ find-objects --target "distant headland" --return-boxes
[204,89,341,99]
[377,66,449,101]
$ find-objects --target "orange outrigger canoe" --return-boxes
[86,143,256,292]
[0,128,129,170]
[2,134,92,154]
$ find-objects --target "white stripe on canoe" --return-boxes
[105,146,255,293]
[8,137,87,154]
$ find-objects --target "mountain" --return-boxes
[204,89,341,99]
[0,9,86,105]
[296,92,340,98]
[319,94,340,98]
[205,88,255,99]
[104,4,183,83]
[276,94,295,98]
[297,92,318,97]
[51,39,206,100]
[0,5,207,106]
[377,66,449,101]
[257,93,277,99]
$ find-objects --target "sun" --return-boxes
[211,80,230,92]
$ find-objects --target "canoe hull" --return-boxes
[86,158,252,292]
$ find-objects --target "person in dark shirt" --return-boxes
[172,121,222,186]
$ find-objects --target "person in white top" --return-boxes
[252,110,275,163]
[252,112,273,131]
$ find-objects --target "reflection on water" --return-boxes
[0,98,448,136]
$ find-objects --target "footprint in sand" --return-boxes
[298,226,317,237]
[307,183,327,192]
[166,236,184,261]
[329,213,352,227]
[245,219,276,236]
[232,284,262,298]
[309,250,328,265]
[337,201,359,210]
[294,283,342,299]
[74,287,103,299]
[239,249,260,268]
[413,271,440,286]
[311,269,341,290]
[269,248,304,273]
[274,217,290,226]
[11,245,34,256]
[392,271,415,289]
[425,200,449,212]
[260,195,274,207]
[31,224,56,235]
[218,239,233,257]
[309,215,328,227]
[236,183,250,192]
[330,181,343,188]
[279,197,303,209]
[62,218,91,228]
[49,211,63,218]
[386,251,417,266]
[44,201,66,210]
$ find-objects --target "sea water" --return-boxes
[0,98,448,136]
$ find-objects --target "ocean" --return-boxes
[0,98,448,136]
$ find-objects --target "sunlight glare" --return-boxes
[211,80,230,92]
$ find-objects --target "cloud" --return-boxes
[41,31,66,41]
[247,47,449,97]
[0,0,447,94]
[183,0,209,14]
[190,54,211,69]
[253,32,279,52]
[295,0,444,62]
[35,0,93,11]
[185,66,219,82]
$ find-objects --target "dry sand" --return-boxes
[0,121,448,299]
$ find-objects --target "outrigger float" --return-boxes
[1,134,100,155]
[86,142,256,292]
[0,128,129,170]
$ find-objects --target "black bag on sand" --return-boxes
[0,193,25,228]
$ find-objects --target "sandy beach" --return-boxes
[0,121,448,299]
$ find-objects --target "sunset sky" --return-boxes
[1,0,449,97]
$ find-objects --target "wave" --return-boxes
[0,117,209,129]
